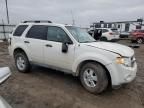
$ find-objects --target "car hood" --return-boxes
[82,42,134,57]
[0,96,12,108]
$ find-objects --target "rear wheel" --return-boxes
[14,52,31,73]
[100,37,108,41]
[136,38,143,44]
[80,62,108,94]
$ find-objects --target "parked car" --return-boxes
[8,21,137,94]
[88,28,120,41]
[0,67,12,108]
[120,31,130,38]
[130,29,144,44]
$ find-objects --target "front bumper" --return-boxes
[106,60,137,87]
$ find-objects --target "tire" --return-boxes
[136,38,143,44]
[14,52,31,73]
[100,37,108,41]
[80,62,108,94]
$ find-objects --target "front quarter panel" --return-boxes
[72,44,118,73]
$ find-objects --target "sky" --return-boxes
[0,0,144,27]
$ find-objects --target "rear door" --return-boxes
[101,29,110,40]
[102,29,109,35]
[12,25,28,45]
[24,25,48,64]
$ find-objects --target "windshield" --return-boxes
[66,26,96,43]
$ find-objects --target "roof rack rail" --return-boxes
[23,20,52,23]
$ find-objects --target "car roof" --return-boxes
[18,22,72,28]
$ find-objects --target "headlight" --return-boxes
[116,57,131,67]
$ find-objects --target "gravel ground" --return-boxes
[0,40,144,108]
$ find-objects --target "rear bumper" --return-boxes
[110,38,120,42]
[108,35,120,41]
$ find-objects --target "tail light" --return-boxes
[109,32,114,35]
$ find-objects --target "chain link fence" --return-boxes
[0,24,16,40]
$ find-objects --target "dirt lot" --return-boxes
[0,40,144,108]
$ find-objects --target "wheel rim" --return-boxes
[83,68,98,88]
[16,56,26,70]
[137,38,143,44]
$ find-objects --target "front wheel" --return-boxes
[136,38,143,44]
[14,52,31,73]
[80,62,108,94]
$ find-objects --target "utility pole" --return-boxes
[2,19,6,41]
[71,10,75,25]
[5,0,10,24]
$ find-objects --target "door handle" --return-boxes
[24,41,30,44]
[45,44,52,47]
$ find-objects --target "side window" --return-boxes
[13,25,28,36]
[47,26,72,43]
[102,29,108,33]
[26,25,47,40]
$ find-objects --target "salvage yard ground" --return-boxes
[0,40,144,108]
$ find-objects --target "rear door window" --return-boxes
[13,25,28,36]
[26,25,48,40]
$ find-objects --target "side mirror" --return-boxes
[0,67,11,84]
[62,43,68,53]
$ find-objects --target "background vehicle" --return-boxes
[130,29,144,44]
[9,21,137,94]
[0,67,12,108]
[88,28,120,41]
[119,31,130,38]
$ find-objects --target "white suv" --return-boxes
[88,28,120,41]
[8,21,137,94]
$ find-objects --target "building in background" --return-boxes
[90,19,144,32]
[0,24,15,40]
